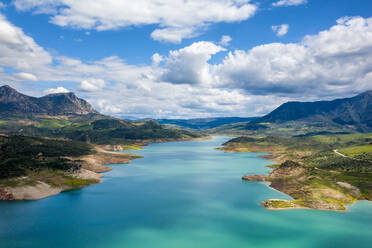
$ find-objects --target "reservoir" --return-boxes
[0,136,371,248]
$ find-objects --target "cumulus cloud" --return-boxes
[215,16,372,96]
[151,27,197,44]
[0,14,52,71]
[13,0,257,43]
[79,78,106,92]
[44,86,69,95]
[272,0,307,7]
[1,13,372,118]
[272,24,289,37]
[160,41,226,85]
[96,99,121,114]
[220,35,232,46]
[14,72,38,81]
[152,53,164,66]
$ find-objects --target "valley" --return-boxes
[0,85,371,212]
[0,86,205,200]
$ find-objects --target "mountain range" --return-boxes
[0,85,98,116]
[0,85,203,143]
[157,91,372,134]
[157,117,258,130]
[1,85,371,135]
[255,91,372,128]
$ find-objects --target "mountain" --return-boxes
[0,85,204,144]
[210,90,372,135]
[255,91,372,128]
[0,85,98,115]
[157,117,257,130]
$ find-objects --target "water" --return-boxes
[0,136,372,248]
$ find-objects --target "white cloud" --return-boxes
[215,16,372,96]
[44,86,69,95]
[220,35,232,46]
[13,0,257,43]
[160,41,226,85]
[96,99,121,114]
[79,78,106,92]
[272,0,307,7]
[1,13,372,118]
[152,53,164,66]
[303,17,372,57]
[14,72,38,81]
[0,14,52,71]
[151,27,197,44]
[272,24,289,37]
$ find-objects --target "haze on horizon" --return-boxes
[0,0,372,119]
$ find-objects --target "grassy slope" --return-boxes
[221,133,372,210]
[209,118,361,136]
[340,145,372,160]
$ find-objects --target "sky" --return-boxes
[0,0,372,119]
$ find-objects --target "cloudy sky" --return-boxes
[1,0,372,118]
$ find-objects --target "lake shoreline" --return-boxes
[220,138,366,212]
[0,136,211,201]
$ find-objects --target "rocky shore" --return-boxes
[241,160,361,211]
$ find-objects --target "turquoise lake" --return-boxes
[1,136,372,248]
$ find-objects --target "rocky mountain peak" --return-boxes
[0,85,99,116]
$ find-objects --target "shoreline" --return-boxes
[221,143,365,211]
[0,147,140,201]
[0,135,210,201]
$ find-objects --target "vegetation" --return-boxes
[0,169,99,189]
[0,135,94,179]
[0,116,203,146]
[209,119,360,136]
[157,117,257,130]
[339,145,372,159]
[222,133,372,210]
[121,145,143,150]
[0,86,206,200]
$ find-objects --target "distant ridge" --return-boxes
[0,85,99,115]
[254,90,372,129]
[157,117,258,130]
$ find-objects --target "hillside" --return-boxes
[221,133,372,210]
[257,91,372,127]
[0,85,204,145]
[157,117,257,130]
[0,135,140,200]
[212,91,372,136]
[0,85,98,116]
[0,87,204,200]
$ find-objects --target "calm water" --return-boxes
[0,136,372,248]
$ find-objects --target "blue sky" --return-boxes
[1,0,372,118]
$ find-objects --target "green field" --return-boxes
[340,145,372,157]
